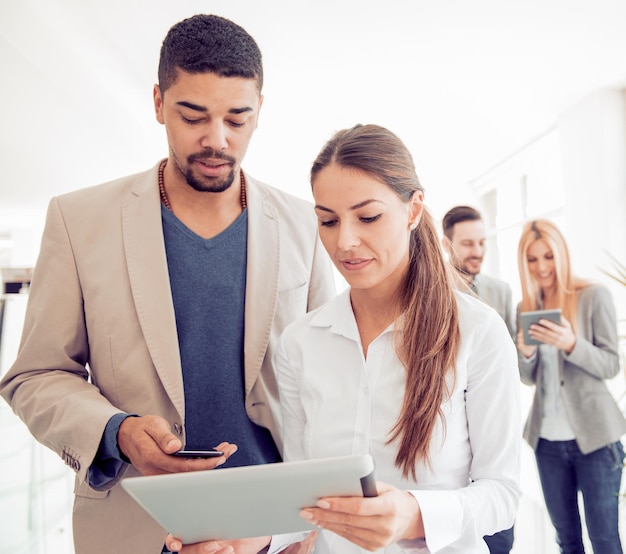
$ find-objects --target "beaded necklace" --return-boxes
[158,159,247,211]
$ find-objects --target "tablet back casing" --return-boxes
[121,453,376,542]
[520,308,562,345]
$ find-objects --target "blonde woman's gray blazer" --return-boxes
[518,283,626,454]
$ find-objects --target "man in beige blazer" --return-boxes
[0,14,335,554]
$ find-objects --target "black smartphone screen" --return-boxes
[172,449,224,458]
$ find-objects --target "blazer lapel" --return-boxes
[244,176,279,395]
[121,163,185,416]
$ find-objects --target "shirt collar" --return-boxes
[309,288,402,341]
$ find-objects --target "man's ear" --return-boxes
[255,94,264,129]
[153,84,165,124]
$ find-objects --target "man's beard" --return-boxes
[180,149,237,193]
[456,258,482,277]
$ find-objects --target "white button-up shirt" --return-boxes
[274,289,521,554]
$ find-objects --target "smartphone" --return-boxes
[172,449,224,459]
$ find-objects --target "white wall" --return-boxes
[558,89,626,323]
[468,88,626,325]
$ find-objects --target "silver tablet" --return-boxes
[520,308,562,345]
[121,453,377,543]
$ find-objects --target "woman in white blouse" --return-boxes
[167,124,521,553]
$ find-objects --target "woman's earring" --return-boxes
[409,223,417,231]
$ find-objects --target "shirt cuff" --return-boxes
[410,489,463,553]
[87,413,136,489]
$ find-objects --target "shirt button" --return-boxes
[173,423,182,435]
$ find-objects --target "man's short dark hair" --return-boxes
[442,205,482,240]
[158,14,263,94]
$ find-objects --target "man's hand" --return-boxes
[165,534,271,554]
[117,414,237,475]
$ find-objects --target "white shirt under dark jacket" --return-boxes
[275,289,521,554]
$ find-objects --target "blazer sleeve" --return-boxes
[503,285,516,340]
[306,232,336,311]
[0,198,120,483]
[563,285,620,380]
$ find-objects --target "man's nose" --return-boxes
[199,121,228,151]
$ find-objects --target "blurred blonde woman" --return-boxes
[516,219,625,554]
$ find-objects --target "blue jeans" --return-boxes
[483,525,514,553]
[535,438,624,554]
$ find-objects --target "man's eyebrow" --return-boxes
[177,101,207,112]
[314,199,383,212]
[176,101,254,115]
[229,106,254,115]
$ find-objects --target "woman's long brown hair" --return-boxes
[311,124,460,480]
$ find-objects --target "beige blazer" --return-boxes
[0,161,336,554]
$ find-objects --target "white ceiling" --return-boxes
[2,0,626,217]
